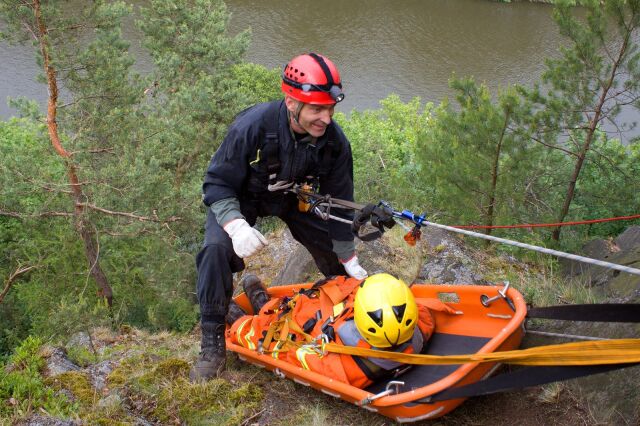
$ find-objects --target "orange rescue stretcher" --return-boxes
[226,282,526,422]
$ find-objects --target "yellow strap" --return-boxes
[249,149,261,166]
[324,338,640,366]
[332,301,346,317]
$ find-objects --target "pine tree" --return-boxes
[0,0,250,334]
[416,78,536,235]
[521,0,640,240]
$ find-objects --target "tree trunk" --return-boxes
[551,28,631,241]
[34,0,113,306]
[484,109,511,246]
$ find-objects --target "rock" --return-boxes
[551,225,640,423]
[273,241,316,285]
[15,415,79,426]
[44,347,80,376]
[418,228,487,285]
[85,360,115,391]
[67,332,92,350]
[614,225,640,251]
[560,238,613,278]
[97,393,121,409]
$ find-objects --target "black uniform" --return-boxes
[197,100,355,319]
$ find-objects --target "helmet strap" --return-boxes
[294,102,304,126]
[286,101,306,134]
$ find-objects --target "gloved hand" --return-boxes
[340,255,368,280]
[223,219,268,258]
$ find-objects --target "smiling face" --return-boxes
[285,96,336,138]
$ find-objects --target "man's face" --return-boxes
[285,97,335,137]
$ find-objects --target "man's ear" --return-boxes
[284,96,299,113]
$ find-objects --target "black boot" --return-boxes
[225,299,246,325]
[241,274,270,313]
[189,322,226,382]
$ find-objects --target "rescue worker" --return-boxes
[190,53,368,382]
[228,273,442,388]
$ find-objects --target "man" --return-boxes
[190,53,367,382]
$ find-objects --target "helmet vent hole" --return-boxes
[405,319,412,326]
[392,304,406,322]
[368,328,376,334]
[367,309,383,327]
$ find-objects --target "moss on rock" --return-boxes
[45,371,95,406]
[152,378,263,425]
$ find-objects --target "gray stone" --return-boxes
[44,347,80,376]
[67,332,92,350]
[544,227,640,423]
[85,360,115,391]
[97,393,121,409]
[560,238,613,278]
[16,415,79,426]
[614,225,640,251]
[418,229,487,285]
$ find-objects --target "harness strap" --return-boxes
[258,102,341,187]
[262,103,281,184]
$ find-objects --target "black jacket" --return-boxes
[202,100,355,241]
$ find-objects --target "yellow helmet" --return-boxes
[353,273,418,348]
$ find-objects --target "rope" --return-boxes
[526,330,608,341]
[452,213,640,230]
[291,187,640,276]
[413,218,640,277]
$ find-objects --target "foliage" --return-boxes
[337,95,432,212]
[518,0,640,240]
[0,337,76,420]
[0,0,255,356]
[415,78,566,240]
[232,62,282,108]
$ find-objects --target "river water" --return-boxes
[1,0,636,140]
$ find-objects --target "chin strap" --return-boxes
[288,102,305,128]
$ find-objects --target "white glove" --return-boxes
[223,219,268,258]
[340,255,368,280]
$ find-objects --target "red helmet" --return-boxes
[281,53,344,105]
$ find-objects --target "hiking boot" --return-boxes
[241,274,270,313]
[226,299,246,325]
[189,322,226,382]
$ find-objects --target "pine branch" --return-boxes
[529,134,578,157]
[0,209,74,218]
[78,203,182,223]
[0,264,38,304]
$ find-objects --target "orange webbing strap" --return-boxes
[261,312,316,354]
[324,338,640,366]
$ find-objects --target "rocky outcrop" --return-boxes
[561,225,640,299]
[555,226,640,424]
[417,228,488,284]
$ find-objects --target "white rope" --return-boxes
[526,330,608,341]
[416,219,640,277]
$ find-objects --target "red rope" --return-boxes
[452,214,640,230]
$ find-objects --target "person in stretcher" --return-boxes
[226,273,455,388]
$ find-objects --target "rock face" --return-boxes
[44,347,80,376]
[417,228,488,285]
[272,226,486,286]
[557,226,640,424]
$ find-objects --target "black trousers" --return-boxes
[195,200,346,318]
